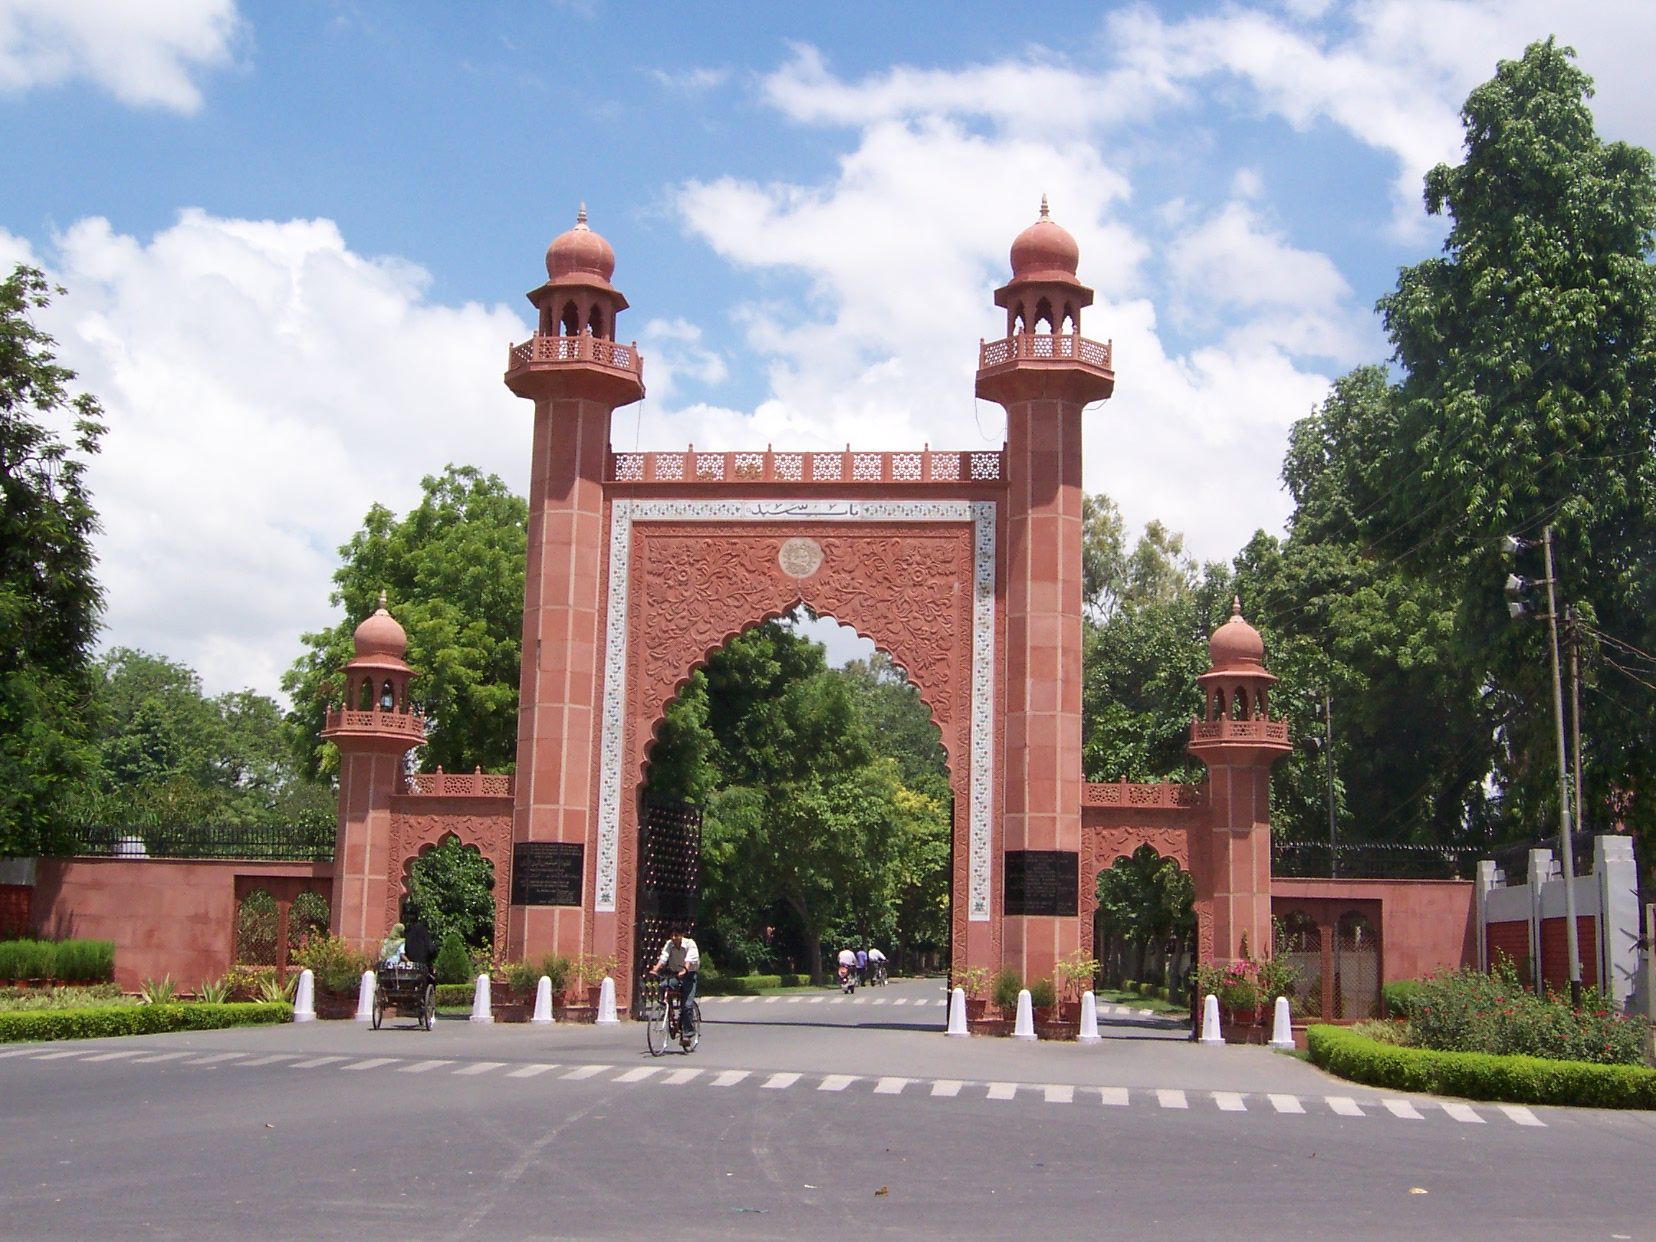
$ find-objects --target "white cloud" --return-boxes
[0,0,242,112]
[649,66,729,94]
[31,210,530,700]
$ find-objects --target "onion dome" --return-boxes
[1009,195,1080,280]
[544,204,616,285]
[1208,597,1265,670]
[353,591,408,659]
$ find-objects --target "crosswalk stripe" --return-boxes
[1327,1097,1365,1117]
[83,1049,144,1062]
[1499,1104,1545,1127]
[807,997,825,1005]
[763,997,781,1004]
[184,1052,245,1064]
[614,1067,660,1083]
[560,1064,610,1080]
[240,1054,298,1067]
[870,998,888,1005]
[931,1080,965,1098]
[1441,1102,1484,1124]
[819,1075,857,1092]
[1214,1092,1247,1112]
[130,1051,193,1064]
[1098,1087,1130,1107]
[892,998,910,1006]
[343,1058,400,1072]
[1382,1099,1423,1120]
[1269,1094,1304,1114]
[398,1059,452,1074]
[454,1061,506,1076]
[986,1082,1018,1100]
[0,1048,38,1059]
[1044,1084,1074,1104]
[290,1056,347,1069]
[31,1050,89,1060]
[1157,1089,1188,1109]
[711,1070,749,1087]
[874,1077,912,1095]
[661,1068,703,1085]
[762,1072,801,1089]
[506,1063,559,1078]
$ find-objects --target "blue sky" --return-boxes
[3,0,1653,700]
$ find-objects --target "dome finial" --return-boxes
[377,588,388,611]
[576,202,588,228]
[1039,193,1050,219]
[1231,595,1241,617]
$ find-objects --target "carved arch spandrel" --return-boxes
[1078,824,1194,960]
[387,804,513,954]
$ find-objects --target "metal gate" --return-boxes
[633,799,701,1015]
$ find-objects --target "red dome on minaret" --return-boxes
[545,204,617,288]
[1208,597,1266,670]
[353,590,408,660]
[1009,195,1080,280]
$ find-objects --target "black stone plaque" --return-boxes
[1003,850,1078,917]
[510,842,584,907]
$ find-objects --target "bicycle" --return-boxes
[641,973,701,1056]
[869,959,888,986]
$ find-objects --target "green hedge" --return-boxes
[1306,1024,1656,1110]
[0,939,116,983]
[1381,979,1426,1019]
[699,972,810,996]
[435,984,475,1006]
[0,1001,293,1044]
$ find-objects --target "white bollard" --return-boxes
[1199,992,1224,1045]
[1012,988,1036,1040]
[1077,991,1101,1044]
[945,986,969,1037]
[595,976,620,1025]
[1269,995,1295,1050]
[469,973,494,1024]
[530,975,555,1024]
[293,968,315,1022]
[354,970,376,1022]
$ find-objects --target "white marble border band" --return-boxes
[597,498,996,919]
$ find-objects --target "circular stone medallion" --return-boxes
[778,537,824,579]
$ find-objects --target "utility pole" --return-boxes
[1540,528,1584,1005]
[1325,689,1337,880]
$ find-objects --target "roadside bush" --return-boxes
[53,940,115,983]
[1028,976,1057,1009]
[434,932,472,985]
[292,934,370,994]
[435,983,476,1007]
[0,939,57,980]
[1307,1024,1656,1109]
[991,968,1023,1014]
[0,1002,292,1043]
[0,984,128,1013]
[1407,959,1648,1066]
[1382,979,1426,1019]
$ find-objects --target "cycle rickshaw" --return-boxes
[372,960,437,1030]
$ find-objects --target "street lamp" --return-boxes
[1503,527,1583,1004]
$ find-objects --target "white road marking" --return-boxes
[397,1059,452,1074]
[82,1049,143,1062]
[930,1080,965,1098]
[240,1054,298,1067]
[290,1056,347,1069]
[341,1058,400,1072]
[1327,1097,1365,1117]
[986,1082,1018,1100]
[614,1067,660,1083]
[130,1052,192,1064]
[506,1064,559,1078]
[31,1050,89,1060]
[1441,1102,1485,1124]
[873,1077,913,1095]
[1269,1094,1305,1114]
[1043,1084,1074,1104]
[1157,1089,1188,1110]
[660,1068,703,1085]
[1097,1087,1130,1107]
[819,1075,856,1092]
[0,1048,38,1059]
[560,1064,611,1080]
[1382,1099,1424,1120]
[762,1072,801,1089]
[763,997,781,1004]
[1213,1092,1247,1112]
[892,998,910,1006]
[807,997,825,1005]
[710,1070,749,1087]
[1499,1105,1545,1127]
[454,1061,506,1076]
[184,1052,245,1065]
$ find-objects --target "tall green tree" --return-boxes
[284,465,527,777]
[0,267,105,856]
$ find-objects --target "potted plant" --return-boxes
[292,934,369,1019]
[1196,956,1270,1041]
[1051,948,1100,1025]
[954,966,992,1022]
[1029,976,1074,1040]
[495,959,539,1022]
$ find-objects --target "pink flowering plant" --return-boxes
[1196,952,1300,1016]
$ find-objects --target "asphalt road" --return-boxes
[3,978,1652,1241]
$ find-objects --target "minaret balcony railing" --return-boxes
[608,446,1005,485]
[403,767,514,798]
[978,331,1112,372]
[323,707,427,739]
[507,332,643,376]
[1189,717,1290,743]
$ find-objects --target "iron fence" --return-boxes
[51,824,334,862]
[1271,834,1600,881]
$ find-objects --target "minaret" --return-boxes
[323,593,425,953]
[976,199,1115,984]
[504,208,645,961]
[1187,599,1292,964]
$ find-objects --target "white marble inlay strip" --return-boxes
[454,1061,506,1076]
[341,1058,400,1072]
[1157,1089,1189,1110]
[1043,1084,1074,1104]
[1327,1097,1365,1117]
[1499,1104,1545,1127]
[819,1075,857,1092]
[507,1064,559,1078]
[661,1068,703,1085]
[398,1059,452,1074]
[290,1056,347,1069]
[873,1077,912,1095]
[614,1067,661,1083]
[1382,1099,1423,1120]
[762,1072,801,1090]
[560,1064,610,1080]
[83,1049,143,1062]
[931,1080,965,1098]
[986,1082,1017,1100]
[1098,1087,1130,1107]
[1268,1094,1304,1114]
[1213,1092,1247,1112]
[1441,1102,1484,1124]
[710,1070,749,1087]
[130,1052,193,1064]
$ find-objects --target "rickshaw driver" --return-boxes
[648,927,701,1035]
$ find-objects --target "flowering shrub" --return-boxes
[292,933,371,994]
[1196,954,1300,1015]
[1407,958,1648,1066]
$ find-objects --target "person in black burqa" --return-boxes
[402,908,434,970]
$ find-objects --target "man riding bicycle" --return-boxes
[649,926,700,1035]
